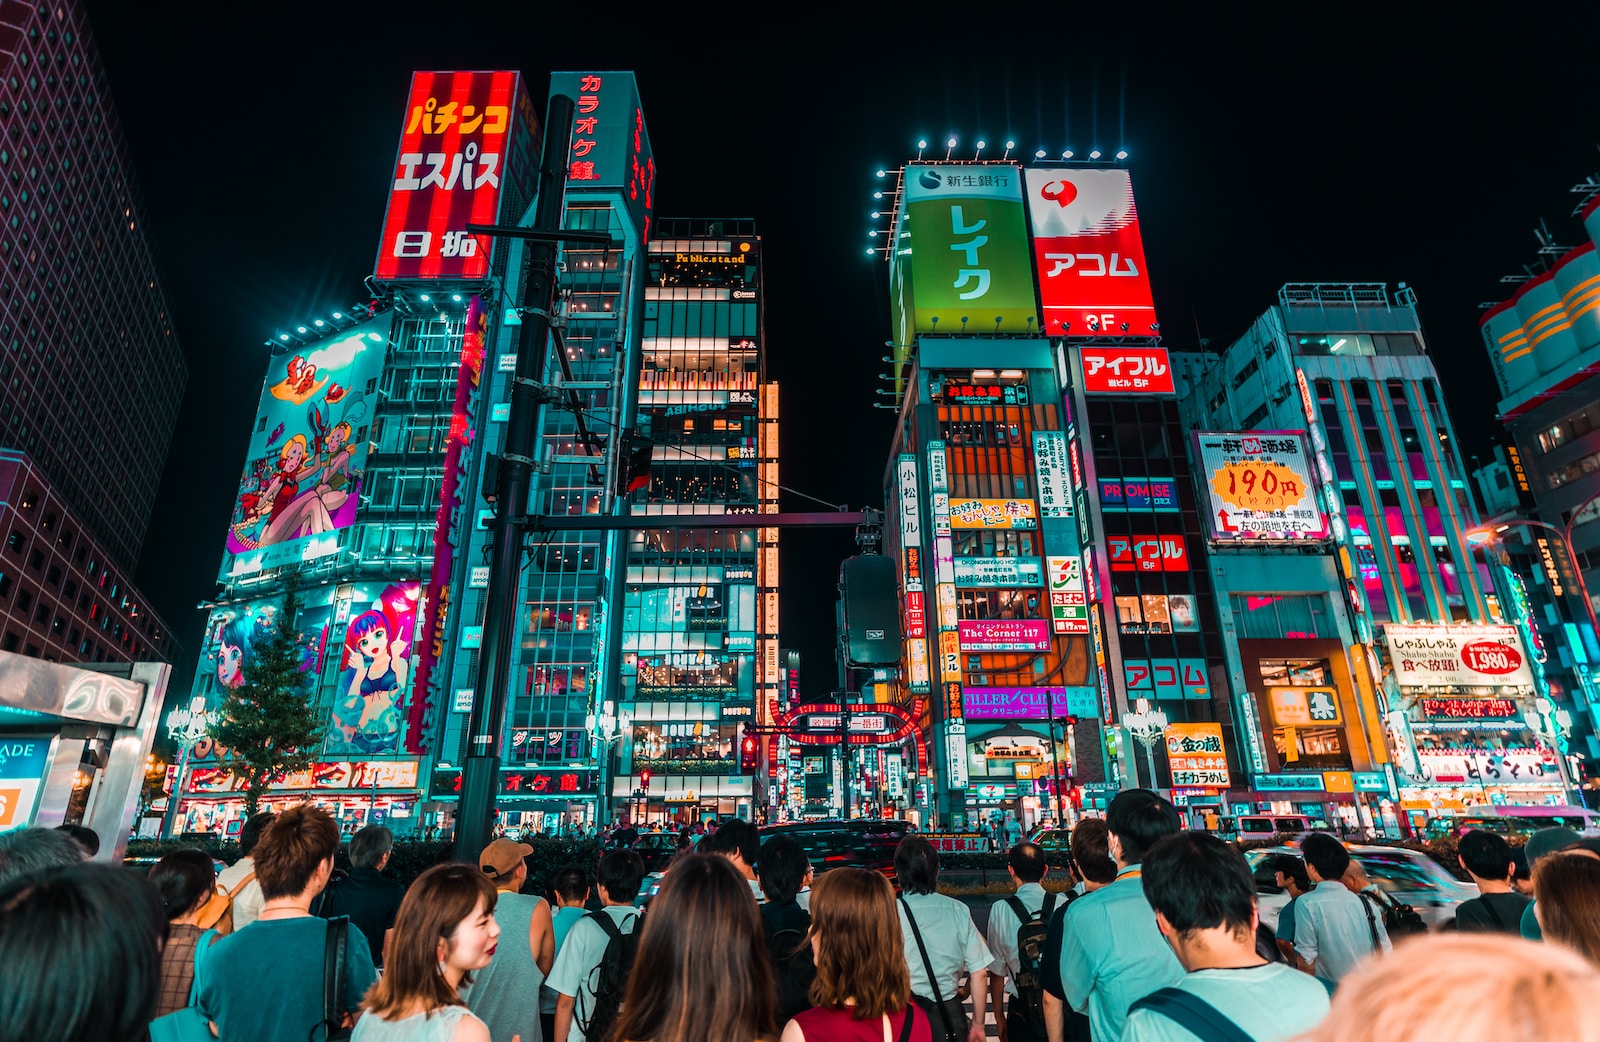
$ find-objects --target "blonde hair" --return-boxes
[1294,933,1600,1042]
[278,434,309,462]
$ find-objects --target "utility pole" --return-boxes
[454,95,575,864]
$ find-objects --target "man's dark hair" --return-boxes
[1300,833,1351,882]
[700,819,760,866]
[54,824,100,858]
[757,835,810,903]
[1006,841,1048,883]
[894,835,940,895]
[1458,830,1516,883]
[1141,833,1256,937]
[0,863,167,1042]
[596,848,646,903]
[238,812,275,857]
[1263,853,1310,892]
[0,827,85,888]
[347,825,394,870]
[1069,818,1118,884]
[1105,789,1181,864]
[253,805,339,900]
[550,864,590,903]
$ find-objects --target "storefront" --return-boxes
[961,720,1075,831]
[428,764,598,835]
[173,758,427,837]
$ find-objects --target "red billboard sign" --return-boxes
[1078,346,1175,394]
[1108,534,1188,572]
[1024,168,1157,337]
[375,71,537,281]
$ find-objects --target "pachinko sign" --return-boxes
[223,318,390,579]
[1023,167,1157,337]
[1382,625,1535,689]
[375,70,538,280]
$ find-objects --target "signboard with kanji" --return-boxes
[1194,431,1328,543]
[548,71,655,239]
[1023,167,1158,338]
[1078,345,1175,394]
[1165,722,1230,788]
[1383,624,1535,689]
[1267,687,1343,727]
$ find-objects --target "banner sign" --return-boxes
[962,686,1099,720]
[1254,773,1327,792]
[1164,723,1229,788]
[958,619,1052,651]
[1125,659,1210,700]
[1099,477,1179,512]
[1420,697,1522,721]
[189,759,421,795]
[1078,345,1174,394]
[1416,747,1558,784]
[954,556,1042,587]
[1107,534,1189,572]
[1267,687,1342,727]
[1033,431,1072,518]
[1383,625,1535,689]
[949,498,1038,529]
[375,70,537,280]
[1023,167,1157,337]
[1194,432,1327,542]
[1047,555,1090,634]
[0,735,50,831]
[897,455,922,547]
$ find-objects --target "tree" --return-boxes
[208,571,328,818]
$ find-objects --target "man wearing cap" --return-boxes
[466,838,555,1042]
[1520,827,1581,941]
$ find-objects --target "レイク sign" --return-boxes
[1078,346,1174,394]
[1023,168,1158,337]
[375,71,536,280]
[1383,625,1535,689]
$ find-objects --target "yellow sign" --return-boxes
[1209,460,1308,514]
[948,498,1039,529]
[1267,687,1342,727]
[1322,772,1355,793]
[1164,723,1230,788]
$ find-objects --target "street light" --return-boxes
[586,700,631,828]
[1123,698,1169,794]
[161,695,211,838]
[1466,518,1600,635]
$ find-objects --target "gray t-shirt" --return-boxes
[465,892,547,1042]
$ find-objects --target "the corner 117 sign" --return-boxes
[374,71,537,281]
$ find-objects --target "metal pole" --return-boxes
[1043,695,1068,827]
[161,737,190,839]
[454,95,575,864]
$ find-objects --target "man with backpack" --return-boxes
[758,835,817,1021]
[1121,833,1329,1042]
[986,842,1055,1042]
[548,848,645,1042]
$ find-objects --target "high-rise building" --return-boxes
[1176,284,1573,830]
[612,218,777,825]
[0,0,186,566]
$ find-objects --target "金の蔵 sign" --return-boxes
[1164,723,1230,788]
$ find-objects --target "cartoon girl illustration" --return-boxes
[263,418,357,544]
[236,435,315,548]
[331,607,408,753]
[214,615,258,690]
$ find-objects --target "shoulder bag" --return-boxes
[899,897,964,1042]
[321,915,353,1042]
[1127,988,1254,1042]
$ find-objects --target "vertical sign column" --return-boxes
[899,455,931,694]
[928,441,967,792]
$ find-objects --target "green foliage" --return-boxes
[206,572,328,818]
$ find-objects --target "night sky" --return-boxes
[84,4,1600,698]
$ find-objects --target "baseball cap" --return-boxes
[1525,827,1581,866]
[480,838,533,881]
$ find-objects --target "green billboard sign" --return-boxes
[890,164,1038,339]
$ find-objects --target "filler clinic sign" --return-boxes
[1023,167,1158,337]
[1195,431,1328,542]
[375,71,538,281]
[892,164,1038,336]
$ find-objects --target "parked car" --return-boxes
[631,830,680,873]
[1452,805,1600,840]
[760,819,912,884]
[1244,844,1477,930]
[1233,815,1332,843]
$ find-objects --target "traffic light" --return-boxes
[740,727,759,772]
[640,768,651,788]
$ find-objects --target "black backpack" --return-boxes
[1358,890,1426,943]
[767,921,818,1022]
[1006,893,1057,1037]
[581,909,641,1042]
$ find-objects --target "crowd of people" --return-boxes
[6,791,1600,1042]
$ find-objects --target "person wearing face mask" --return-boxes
[1057,790,1184,1042]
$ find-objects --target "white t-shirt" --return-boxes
[1118,963,1331,1042]
[546,905,639,1042]
[216,856,264,930]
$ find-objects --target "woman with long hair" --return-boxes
[148,849,223,1017]
[783,867,930,1042]
[611,853,777,1042]
[1535,848,1600,965]
[1293,933,1600,1042]
[353,863,501,1042]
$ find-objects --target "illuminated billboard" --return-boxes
[374,70,538,280]
[1382,624,1535,689]
[949,498,1038,529]
[1165,723,1229,788]
[890,164,1037,341]
[1023,167,1157,337]
[222,318,391,579]
[1078,345,1175,394]
[1194,432,1327,542]
[327,582,421,757]
[549,72,655,239]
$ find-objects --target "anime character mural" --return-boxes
[327,582,420,755]
[224,322,389,577]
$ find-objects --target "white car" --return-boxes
[1245,844,1478,930]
